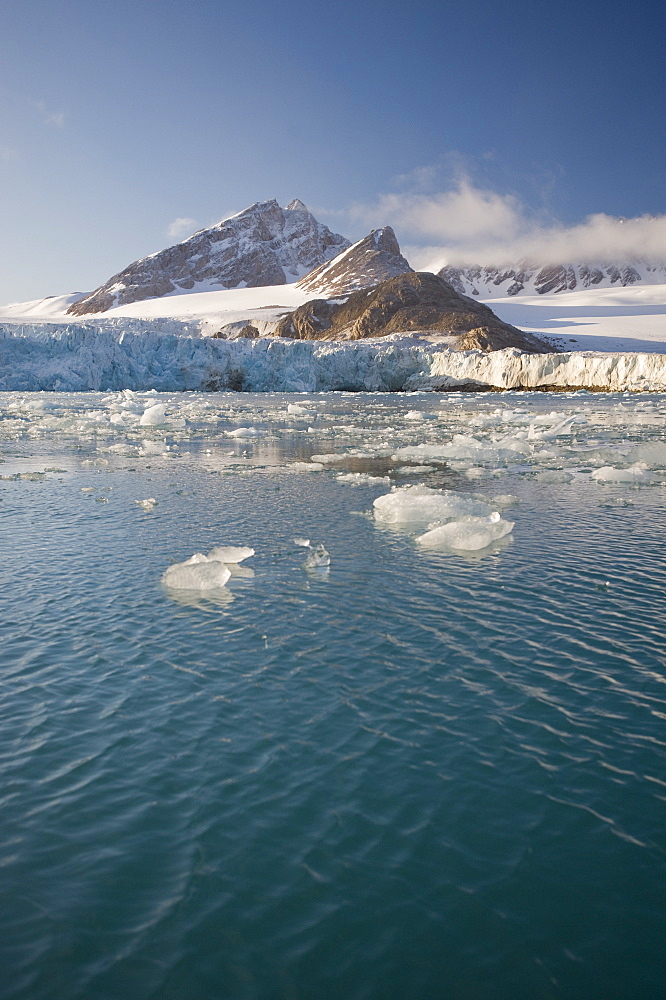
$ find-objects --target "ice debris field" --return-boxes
[3,321,666,392]
[1,389,665,592]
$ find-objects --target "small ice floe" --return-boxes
[286,462,325,472]
[162,545,254,591]
[336,472,391,485]
[207,545,255,563]
[139,403,167,426]
[135,498,157,510]
[373,484,492,524]
[293,537,311,548]
[416,512,514,551]
[309,453,346,464]
[287,403,315,416]
[591,465,654,483]
[227,427,263,438]
[304,543,331,569]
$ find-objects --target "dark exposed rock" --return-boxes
[275,271,553,352]
[296,227,413,297]
[67,200,350,316]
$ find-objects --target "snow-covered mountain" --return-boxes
[296,227,413,297]
[67,199,350,316]
[439,261,666,297]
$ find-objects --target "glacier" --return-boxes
[2,320,666,393]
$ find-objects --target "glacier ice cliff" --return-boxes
[1,322,666,393]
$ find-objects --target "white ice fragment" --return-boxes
[293,537,311,547]
[162,559,231,590]
[207,545,254,563]
[287,403,314,415]
[287,462,325,472]
[416,514,514,551]
[304,544,330,568]
[309,453,346,464]
[336,472,391,485]
[135,497,157,510]
[139,403,167,426]
[591,465,654,483]
[373,484,492,524]
[228,427,264,438]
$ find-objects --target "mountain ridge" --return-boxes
[67,199,350,316]
[439,261,666,297]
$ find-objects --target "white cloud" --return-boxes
[346,179,666,268]
[167,217,198,239]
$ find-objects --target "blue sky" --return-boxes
[1,0,664,303]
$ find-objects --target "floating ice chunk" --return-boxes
[287,403,314,415]
[135,497,157,510]
[591,465,654,483]
[336,472,391,485]
[207,545,254,563]
[304,544,330,568]
[287,462,324,472]
[394,465,437,475]
[110,412,125,425]
[417,513,514,551]
[162,559,231,590]
[139,403,167,426]
[228,427,264,438]
[373,484,492,524]
[310,453,346,464]
[293,537,311,548]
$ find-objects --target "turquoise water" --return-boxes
[1,391,665,1000]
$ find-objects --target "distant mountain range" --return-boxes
[439,261,666,298]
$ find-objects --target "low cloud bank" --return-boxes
[347,180,666,269]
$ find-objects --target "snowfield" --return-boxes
[2,279,666,353]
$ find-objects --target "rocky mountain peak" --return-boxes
[285,198,309,213]
[296,226,413,297]
[67,199,350,316]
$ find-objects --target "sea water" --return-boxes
[0,390,665,1000]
